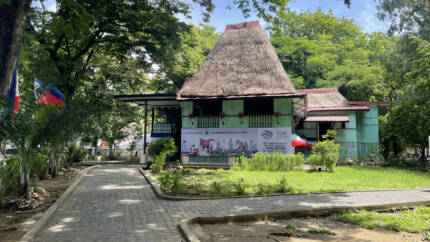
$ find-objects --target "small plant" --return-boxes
[233,152,304,171]
[193,178,204,194]
[276,175,290,193]
[257,183,266,195]
[158,169,183,194]
[308,227,336,235]
[284,224,296,237]
[307,130,341,172]
[150,152,166,174]
[211,181,222,194]
[234,178,246,195]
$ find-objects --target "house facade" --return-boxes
[116,20,386,166]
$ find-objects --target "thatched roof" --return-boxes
[178,21,296,99]
[297,88,348,108]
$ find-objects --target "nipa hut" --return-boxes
[116,20,389,167]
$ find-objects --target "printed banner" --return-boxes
[181,127,292,156]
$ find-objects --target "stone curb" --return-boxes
[178,200,430,242]
[20,165,99,242]
[138,168,430,201]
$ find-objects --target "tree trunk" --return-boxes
[0,0,32,95]
[420,144,427,168]
[25,166,30,200]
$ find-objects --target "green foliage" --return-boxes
[150,152,166,174]
[210,181,222,194]
[65,145,88,163]
[149,137,177,159]
[158,169,183,194]
[276,175,291,193]
[234,178,246,195]
[33,153,48,178]
[308,227,336,235]
[308,130,341,172]
[270,8,395,101]
[383,36,430,164]
[0,155,20,196]
[284,224,296,237]
[160,166,430,197]
[307,154,323,170]
[377,0,430,40]
[335,207,430,234]
[237,152,304,171]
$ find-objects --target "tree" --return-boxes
[385,35,430,163]
[0,0,354,98]
[377,0,430,40]
[270,9,395,101]
[149,23,219,93]
[98,100,139,159]
[0,0,32,95]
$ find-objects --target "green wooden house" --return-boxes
[116,20,388,166]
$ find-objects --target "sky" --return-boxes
[44,0,388,34]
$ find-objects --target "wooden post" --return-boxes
[144,101,148,155]
[151,107,155,133]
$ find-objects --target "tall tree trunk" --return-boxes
[420,144,427,168]
[0,0,32,95]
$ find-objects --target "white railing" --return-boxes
[152,123,174,133]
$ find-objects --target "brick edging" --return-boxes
[178,200,430,242]
[20,165,100,242]
[138,168,430,201]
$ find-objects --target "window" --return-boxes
[244,98,274,115]
[193,100,222,116]
[341,122,346,129]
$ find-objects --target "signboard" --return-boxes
[181,127,292,156]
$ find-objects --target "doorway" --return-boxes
[318,122,332,141]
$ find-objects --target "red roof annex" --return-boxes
[307,106,370,112]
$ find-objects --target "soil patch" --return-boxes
[0,166,86,242]
[199,216,424,242]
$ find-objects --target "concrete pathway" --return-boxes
[33,164,430,242]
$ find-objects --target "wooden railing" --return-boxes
[197,116,219,128]
[248,115,273,128]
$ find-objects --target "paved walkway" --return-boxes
[33,164,430,242]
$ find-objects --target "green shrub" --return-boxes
[233,152,304,171]
[149,137,177,158]
[308,131,341,172]
[234,178,246,195]
[150,152,166,174]
[65,145,88,163]
[33,153,48,178]
[307,154,323,170]
[211,181,222,194]
[0,155,20,195]
[276,175,291,193]
[158,169,183,194]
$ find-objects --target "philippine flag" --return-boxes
[7,66,20,118]
[35,79,66,105]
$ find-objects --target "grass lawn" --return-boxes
[157,166,430,197]
[334,207,430,239]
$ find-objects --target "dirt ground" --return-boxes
[0,166,86,242]
[199,216,424,242]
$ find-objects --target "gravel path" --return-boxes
[33,164,430,242]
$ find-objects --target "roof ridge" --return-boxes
[296,88,339,94]
[225,20,260,31]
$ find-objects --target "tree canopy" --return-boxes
[270,8,397,101]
